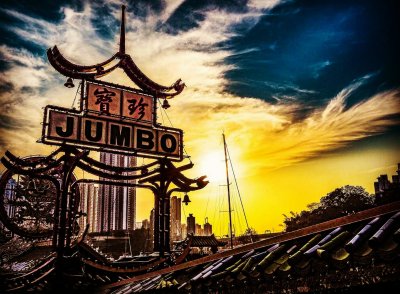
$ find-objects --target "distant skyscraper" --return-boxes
[195,223,202,236]
[204,217,212,236]
[0,178,16,235]
[4,178,16,218]
[170,196,182,241]
[79,183,97,232]
[181,224,187,239]
[187,214,195,235]
[374,163,400,204]
[142,219,150,230]
[150,208,155,246]
[98,153,136,232]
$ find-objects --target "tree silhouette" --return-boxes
[283,185,374,232]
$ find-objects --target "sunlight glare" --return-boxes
[199,151,226,184]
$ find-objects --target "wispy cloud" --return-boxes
[1,0,400,234]
[310,60,331,78]
[0,0,399,175]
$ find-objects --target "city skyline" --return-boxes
[0,0,399,235]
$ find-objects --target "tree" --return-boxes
[237,227,260,244]
[283,185,374,232]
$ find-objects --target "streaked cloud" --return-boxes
[0,1,399,166]
[0,0,399,233]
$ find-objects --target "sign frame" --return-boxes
[41,105,183,161]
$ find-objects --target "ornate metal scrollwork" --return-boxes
[0,152,79,239]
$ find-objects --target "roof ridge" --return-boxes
[102,201,400,290]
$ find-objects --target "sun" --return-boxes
[198,151,227,184]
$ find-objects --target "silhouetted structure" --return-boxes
[204,217,212,236]
[187,214,195,235]
[374,163,400,205]
[170,196,182,241]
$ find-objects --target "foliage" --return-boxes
[237,227,260,244]
[283,185,375,232]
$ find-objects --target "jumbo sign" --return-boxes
[42,80,183,160]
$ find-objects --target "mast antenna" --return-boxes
[226,141,253,243]
[119,5,126,55]
[223,132,234,249]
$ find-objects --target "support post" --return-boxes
[152,159,172,257]
[54,148,87,276]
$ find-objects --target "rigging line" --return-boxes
[159,103,192,162]
[157,98,166,125]
[212,184,220,231]
[203,191,210,221]
[71,81,82,108]
[225,140,252,236]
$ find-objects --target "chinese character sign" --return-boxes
[86,81,154,124]
[123,91,152,122]
[94,87,117,114]
[87,84,121,116]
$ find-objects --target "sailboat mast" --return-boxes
[223,133,234,249]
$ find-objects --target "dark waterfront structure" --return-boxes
[374,163,400,205]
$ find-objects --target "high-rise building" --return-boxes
[4,178,16,218]
[187,214,195,235]
[0,178,16,235]
[170,196,182,241]
[181,224,187,239]
[195,223,203,236]
[204,217,212,236]
[374,163,400,205]
[97,153,136,233]
[79,183,98,232]
[142,219,150,230]
[150,208,155,247]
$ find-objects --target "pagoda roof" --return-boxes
[105,201,400,293]
[47,5,185,98]
[186,234,227,248]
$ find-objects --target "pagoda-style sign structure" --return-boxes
[47,6,185,99]
[0,5,208,291]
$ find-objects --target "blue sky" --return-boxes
[0,0,399,231]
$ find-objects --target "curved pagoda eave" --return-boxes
[47,46,185,98]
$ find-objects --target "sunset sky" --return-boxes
[0,0,399,236]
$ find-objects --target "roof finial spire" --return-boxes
[119,5,126,55]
